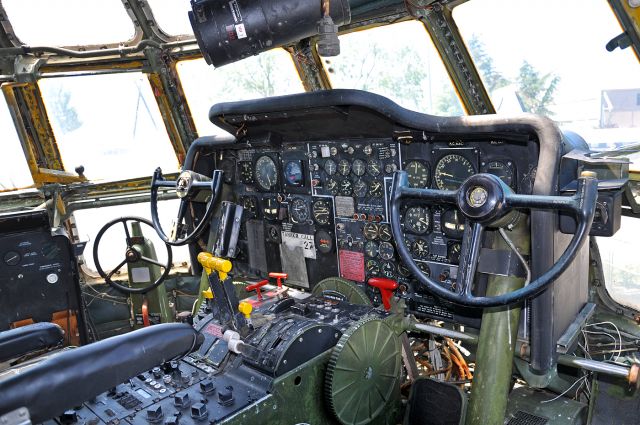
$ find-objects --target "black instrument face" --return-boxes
[368,180,383,198]
[255,155,279,191]
[354,179,368,198]
[482,160,515,188]
[434,154,475,190]
[338,159,351,176]
[284,161,304,187]
[241,196,258,217]
[239,161,254,184]
[352,159,366,176]
[339,179,353,196]
[412,239,429,259]
[404,207,430,235]
[378,224,392,242]
[363,223,379,240]
[326,178,339,195]
[324,159,337,176]
[312,199,332,225]
[405,160,430,188]
[367,159,382,177]
[442,209,465,239]
[364,241,379,258]
[3,250,20,266]
[315,229,334,254]
[379,242,394,260]
[290,198,309,223]
[263,197,279,220]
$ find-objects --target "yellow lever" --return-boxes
[197,252,233,281]
[238,301,253,319]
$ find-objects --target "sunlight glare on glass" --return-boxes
[0,97,33,190]
[147,0,194,36]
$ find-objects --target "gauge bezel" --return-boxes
[403,206,431,235]
[283,160,305,187]
[290,197,310,223]
[432,150,477,191]
[404,160,431,188]
[254,154,280,192]
[312,198,332,226]
[481,159,516,189]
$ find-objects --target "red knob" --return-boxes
[368,277,398,311]
[269,272,288,288]
[246,279,269,300]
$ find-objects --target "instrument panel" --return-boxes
[215,136,538,323]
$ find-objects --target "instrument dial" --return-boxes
[412,239,429,259]
[366,259,380,275]
[482,160,515,188]
[262,197,279,220]
[352,159,366,176]
[418,262,431,277]
[404,207,430,235]
[405,160,430,188]
[363,223,379,240]
[363,145,373,156]
[312,199,332,225]
[442,209,465,239]
[381,261,395,278]
[326,178,340,195]
[364,241,379,258]
[379,242,395,260]
[434,154,475,190]
[367,159,382,177]
[290,198,309,223]
[368,181,383,198]
[3,251,20,266]
[378,224,392,242]
[284,161,304,187]
[324,159,337,176]
[241,196,258,217]
[255,155,279,191]
[315,229,334,254]
[219,159,235,184]
[339,179,353,196]
[353,179,368,198]
[448,242,462,264]
[338,159,351,176]
[239,161,254,184]
[385,163,398,174]
[398,262,411,277]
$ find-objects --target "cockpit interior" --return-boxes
[1,1,640,424]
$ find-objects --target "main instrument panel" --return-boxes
[214,133,538,323]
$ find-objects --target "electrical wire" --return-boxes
[584,321,623,361]
[499,228,531,285]
[541,375,590,404]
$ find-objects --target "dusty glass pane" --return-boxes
[0,95,33,190]
[178,49,304,137]
[454,0,640,156]
[325,21,464,116]
[39,73,179,181]
[3,0,135,46]
[147,0,193,36]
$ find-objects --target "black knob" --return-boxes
[59,410,78,424]
[146,405,164,423]
[75,165,85,177]
[190,403,207,420]
[218,388,234,406]
[199,379,216,394]
[174,392,190,408]
[152,367,162,379]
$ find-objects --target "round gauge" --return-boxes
[352,159,366,177]
[290,198,309,223]
[312,199,332,225]
[262,197,279,220]
[353,179,367,198]
[379,242,395,260]
[366,259,380,275]
[398,262,411,277]
[241,196,258,216]
[239,161,254,184]
[254,155,278,191]
[482,160,515,188]
[434,154,475,190]
[364,241,379,258]
[405,160,430,188]
[219,159,235,184]
[324,159,337,176]
[363,145,373,156]
[363,223,379,240]
[379,224,392,242]
[284,161,304,187]
[367,159,382,177]
[338,159,351,176]
[326,178,340,195]
[385,163,398,174]
[417,262,431,277]
[315,229,334,254]
[442,209,466,239]
[339,179,353,196]
[330,146,338,156]
[381,261,395,278]
[3,251,21,266]
[404,207,430,235]
[267,225,280,242]
[448,242,462,264]
[368,181,383,198]
[412,239,429,259]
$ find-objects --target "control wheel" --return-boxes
[325,317,401,425]
[93,217,172,295]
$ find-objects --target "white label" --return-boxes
[235,23,247,39]
[131,267,151,283]
[321,146,331,158]
[281,232,316,259]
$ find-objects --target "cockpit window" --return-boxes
[324,21,464,116]
[177,49,305,137]
[2,0,136,47]
[454,0,640,154]
[0,94,33,190]
[39,73,179,182]
[146,0,194,37]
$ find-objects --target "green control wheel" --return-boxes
[312,277,372,306]
[325,317,401,425]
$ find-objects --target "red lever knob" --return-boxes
[368,277,399,311]
[246,279,269,300]
[269,272,288,288]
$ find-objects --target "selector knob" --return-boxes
[199,379,216,394]
[146,405,164,423]
[218,387,234,406]
[191,403,208,420]
[152,367,162,379]
[59,410,78,424]
[180,371,191,385]
[174,392,191,408]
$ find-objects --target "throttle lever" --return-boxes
[368,277,399,311]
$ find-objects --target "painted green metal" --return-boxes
[312,277,373,305]
[465,220,529,425]
[127,221,173,327]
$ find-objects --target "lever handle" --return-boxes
[368,277,398,311]
[246,279,269,300]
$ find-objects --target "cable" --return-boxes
[584,321,623,361]
[499,228,531,285]
[541,375,589,404]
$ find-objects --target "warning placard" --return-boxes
[281,231,317,259]
[339,250,365,282]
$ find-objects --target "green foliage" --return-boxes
[516,60,560,116]
[467,35,509,93]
